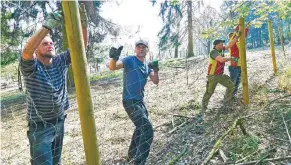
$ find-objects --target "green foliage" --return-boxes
[278,66,291,94]
[215,1,291,48]
[1,3,24,66]
[157,1,183,51]
[228,134,260,162]
[1,92,26,104]
[201,29,216,39]
[96,58,104,63]
[168,147,188,165]
[169,0,179,7]
[1,50,18,66]
[1,1,55,65]
[89,71,122,82]
[162,58,185,68]
[1,61,19,81]
[1,1,113,66]
[87,44,110,63]
[1,91,26,108]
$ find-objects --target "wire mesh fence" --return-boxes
[1,45,291,164]
[2,0,291,164]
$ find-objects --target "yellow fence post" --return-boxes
[268,20,277,74]
[239,17,249,105]
[62,1,101,165]
[62,23,75,90]
[278,24,286,57]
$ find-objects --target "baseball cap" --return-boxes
[213,39,225,46]
[135,39,148,48]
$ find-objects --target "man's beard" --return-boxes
[40,52,54,58]
[137,52,147,57]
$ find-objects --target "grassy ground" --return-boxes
[1,46,291,165]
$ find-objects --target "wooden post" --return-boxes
[185,49,188,85]
[62,1,101,164]
[239,17,249,105]
[187,0,194,57]
[278,24,286,57]
[268,20,277,74]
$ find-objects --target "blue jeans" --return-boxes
[229,66,241,96]
[123,100,154,165]
[27,115,66,165]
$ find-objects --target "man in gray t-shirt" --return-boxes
[21,6,88,165]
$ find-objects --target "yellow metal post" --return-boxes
[62,24,75,89]
[268,20,277,74]
[239,17,249,105]
[62,1,101,165]
[278,24,286,57]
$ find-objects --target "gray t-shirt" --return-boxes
[20,50,71,122]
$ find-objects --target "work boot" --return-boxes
[222,100,235,111]
[197,106,207,122]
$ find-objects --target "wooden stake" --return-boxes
[62,1,101,164]
[278,24,286,57]
[239,17,250,105]
[268,20,277,74]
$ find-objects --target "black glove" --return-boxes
[149,60,159,72]
[109,46,123,61]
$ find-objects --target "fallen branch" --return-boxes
[219,149,227,163]
[154,121,171,130]
[172,116,175,128]
[279,118,291,127]
[168,121,187,134]
[246,96,286,118]
[242,95,291,119]
[259,131,290,143]
[172,114,195,119]
[201,118,240,165]
[235,156,291,165]
[281,113,291,145]
[207,96,291,165]
[154,114,196,131]
[237,119,248,135]
[254,147,276,165]
[168,147,188,165]
[234,149,261,164]
[200,96,290,165]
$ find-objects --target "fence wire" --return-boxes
[1,46,291,165]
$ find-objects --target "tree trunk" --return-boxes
[187,0,194,58]
[207,40,211,54]
[175,22,180,58]
[83,1,100,27]
[258,28,262,47]
[96,61,99,72]
[174,45,178,58]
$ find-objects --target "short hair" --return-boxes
[228,32,234,39]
